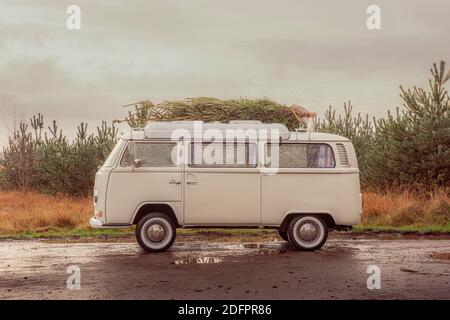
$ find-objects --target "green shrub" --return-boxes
[315,61,449,191]
[0,114,117,196]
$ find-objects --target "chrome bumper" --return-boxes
[90,216,131,229]
[90,216,105,228]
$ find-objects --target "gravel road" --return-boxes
[0,234,449,299]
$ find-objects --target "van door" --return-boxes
[105,141,182,224]
[184,142,260,225]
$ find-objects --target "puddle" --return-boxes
[223,243,291,255]
[430,252,450,260]
[219,242,290,252]
[173,257,223,265]
[400,267,420,273]
[170,241,291,264]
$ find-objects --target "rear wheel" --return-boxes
[136,212,176,252]
[287,216,328,251]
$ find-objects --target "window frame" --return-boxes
[188,141,258,168]
[103,139,126,167]
[264,142,336,169]
[119,141,178,168]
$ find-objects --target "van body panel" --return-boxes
[93,167,111,223]
[262,171,361,226]
[106,166,182,224]
[183,170,261,225]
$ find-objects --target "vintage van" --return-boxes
[90,121,362,252]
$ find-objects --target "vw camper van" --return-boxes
[90,121,362,252]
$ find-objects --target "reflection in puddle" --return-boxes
[171,241,291,264]
[223,243,290,253]
[173,257,223,265]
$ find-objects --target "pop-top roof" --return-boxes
[143,121,290,140]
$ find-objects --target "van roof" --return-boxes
[119,121,349,142]
[288,131,350,142]
[143,121,291,140]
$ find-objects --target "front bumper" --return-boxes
[90,216,105,228]
[90,216,132,229]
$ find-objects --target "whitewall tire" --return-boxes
[287,216,328,251]
[136,212,176,252]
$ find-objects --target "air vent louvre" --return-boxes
[336,143,349,166]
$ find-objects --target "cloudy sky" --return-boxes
[0,0,449,147]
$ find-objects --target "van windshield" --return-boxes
[103,139,125,167]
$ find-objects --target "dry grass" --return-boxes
[0,190,448,235]
[0,191,92,234]
[362,190,450,226]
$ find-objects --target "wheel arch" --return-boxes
[279,212,336,233]
[131,202,180,227]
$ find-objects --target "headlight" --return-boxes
[94,210,103,218]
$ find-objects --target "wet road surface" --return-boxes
[0,234,449,299]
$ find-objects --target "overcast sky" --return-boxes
[1,0,449,147]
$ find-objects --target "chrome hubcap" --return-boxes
[146,223,166,242]
[298,222,319,242]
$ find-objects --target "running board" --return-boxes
[102,223,132,228]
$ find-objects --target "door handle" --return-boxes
[169,179,181,185]
[186,181,197,185]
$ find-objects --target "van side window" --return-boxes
[307,144,335,168]
[266,143,335,168]
[189,143,257,168]
[120,142,177,167]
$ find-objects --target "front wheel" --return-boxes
[287,216,328,251]
[136,212,176,252]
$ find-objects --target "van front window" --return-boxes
[103,140,125,167]
[120,142,177,167]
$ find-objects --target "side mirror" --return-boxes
[133,159,145,168]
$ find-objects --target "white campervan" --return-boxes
[90,121,362,252]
